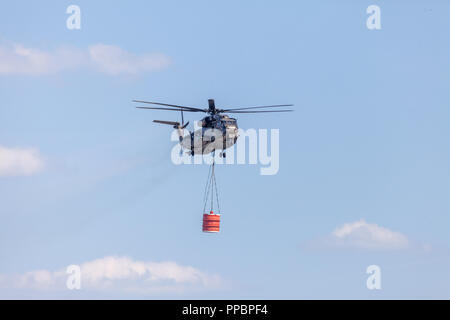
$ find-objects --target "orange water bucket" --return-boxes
[202,211,221,233]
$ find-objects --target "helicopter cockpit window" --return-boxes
[202,117,210,126]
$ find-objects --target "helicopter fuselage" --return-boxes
[180,114,239,155]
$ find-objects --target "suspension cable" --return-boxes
[202,163,212,212]
[202,152,221,215]
[210,162,215,211]
[213,165,221,214]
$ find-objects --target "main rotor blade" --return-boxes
[225,110,293,113]
[153,120,180,126]
[221,104,293,112]
[133,100,206,112]
[136,106,202,112]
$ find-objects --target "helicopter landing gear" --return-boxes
[219,151,226,158]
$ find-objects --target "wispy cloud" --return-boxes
[309,219,410,250]
[0,44,84,75]
[88,44,170,75]
[0,256,223,294]
[0,146,44,176]
[330,220,409,250]
[0,43,170,76]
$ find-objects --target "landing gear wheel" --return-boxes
[219,152,226,158]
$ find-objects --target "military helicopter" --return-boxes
[133,99,293,157]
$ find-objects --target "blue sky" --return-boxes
[1,0,450,299]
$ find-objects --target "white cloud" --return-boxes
[0,43,170,75]
[327,219,409,250]
[88,44,170,75]
[0,44,84,75]
[0,146,44,176]
[0,256,223,294]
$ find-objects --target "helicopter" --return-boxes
[133,99,293,158]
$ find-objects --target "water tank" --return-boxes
[202,211,221,233]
